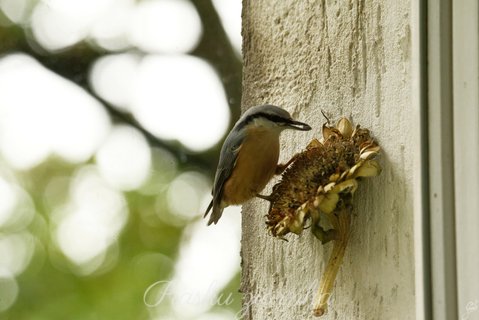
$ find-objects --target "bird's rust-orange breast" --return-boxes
[223,127,280,205]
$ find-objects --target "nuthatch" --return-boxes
[204,104,311,225]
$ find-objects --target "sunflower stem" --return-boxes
[313,206,351,317]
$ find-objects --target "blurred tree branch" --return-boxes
[0,0,242,175]
[191,0,242,123]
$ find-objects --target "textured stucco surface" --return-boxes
[240,1,415,319]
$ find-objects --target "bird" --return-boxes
[204,104,311,225]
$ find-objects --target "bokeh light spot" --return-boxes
[171,208,241,317]
[31,3,86,51]
[0,271,18,312]
[132,55,230,151]
[54,166,127,273]
[96,125,151,191]
[139,148,178,196]
[167,171,210,219]
[128,0,202,53]
[196,311,238,320]
[42,176,71,211]
[0,0,28,23]
[31,0,115,51]
[0,177,17,227]
[90,53,140,111]
[89,0,133,51]
[0,54,111,169]
[0,185,35,232]
[56,210,110,265]
[0,232,35,275]
[212,0,242,54]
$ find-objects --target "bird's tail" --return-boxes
[203,199,224,225]
[203,200,213,218]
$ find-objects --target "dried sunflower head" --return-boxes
[266,117,381,242]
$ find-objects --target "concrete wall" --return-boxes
[240,1,417,319]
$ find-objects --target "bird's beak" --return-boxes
[287,120,312,131]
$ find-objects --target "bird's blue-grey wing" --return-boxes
[204,131,244,225]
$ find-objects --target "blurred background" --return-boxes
[0,0,243,319]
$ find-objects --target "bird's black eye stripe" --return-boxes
[237,112,291,129]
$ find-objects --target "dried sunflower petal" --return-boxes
[348,160,381,179]
[317,193,339,214]
[330,179,358,194]
[336,118,353,138]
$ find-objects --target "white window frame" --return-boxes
[419,0,479,319]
